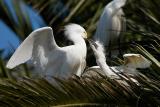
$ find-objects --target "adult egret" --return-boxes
[94,0,127,56]
[6,24,87,79]
[83,40,152,77]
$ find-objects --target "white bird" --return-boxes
[120,54,152,74]
[6,24,87,79]
[83,40,152,77]
[94,0,127,56]
[86,40,117,77]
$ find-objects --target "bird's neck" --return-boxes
[68,33,87,57]
[105,1,125,17]
[68,33,86,45]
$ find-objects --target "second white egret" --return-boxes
[94,0,127,56]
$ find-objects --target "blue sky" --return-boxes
[0,0,46,58]
[0,20,20,57]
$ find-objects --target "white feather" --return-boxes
[85,41,152,76]
[6,24,87,79]
[94,0,126,54]
[123,54,152,73]
[6,27,56,69]
[88,40,117,77]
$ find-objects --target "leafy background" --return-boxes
[0,0,160,106]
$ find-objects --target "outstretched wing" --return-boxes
[6,27,58,69]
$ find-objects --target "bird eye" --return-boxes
[83,31,87,39]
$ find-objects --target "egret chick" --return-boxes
[94,0,127,56]
[85,40,152,76]
[6,24,87,79]
[84,40,152,86]
[87,40,117,77]
[121,54,152,74]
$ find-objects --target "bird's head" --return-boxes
[64,23,87,39]
[113,0,127,9]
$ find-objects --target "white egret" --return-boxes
[94,0,127,56]
[6,24,87,79]
[83,40,152,77]
[121,54,152,74]
[86,40,117,77]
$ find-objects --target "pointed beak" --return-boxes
[87,39,98,49]
[83,31,87,39]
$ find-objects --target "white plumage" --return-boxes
[6,24,87,79]
[85,40,152,77]
[87,40,117,77]
[94,0,126,55]
[122,53,152,74]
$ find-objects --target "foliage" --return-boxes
[0,73,160,107]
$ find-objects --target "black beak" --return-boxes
[87,39,98,49]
